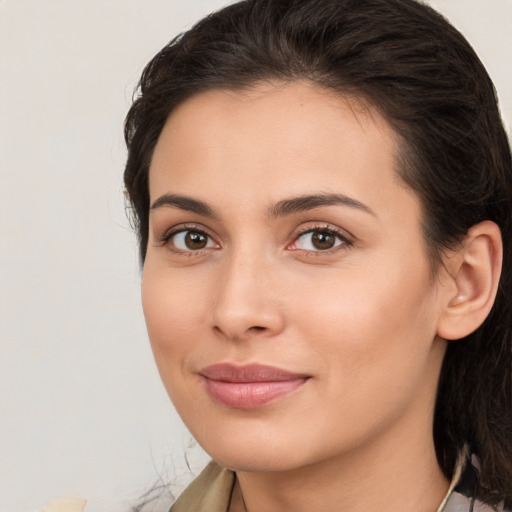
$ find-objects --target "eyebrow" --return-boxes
[150,194,217,217]
[150,192,375,219]
[268,193,375,218]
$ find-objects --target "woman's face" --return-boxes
[143,82,449,472]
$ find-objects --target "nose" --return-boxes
[210,250,285,342]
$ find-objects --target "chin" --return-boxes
[210,447,304,473]
[190,422,318,473]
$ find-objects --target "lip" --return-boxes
[200,363,310,409]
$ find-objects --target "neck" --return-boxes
[231,417,449,512]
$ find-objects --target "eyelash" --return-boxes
[159,223,353,255]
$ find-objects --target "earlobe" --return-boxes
[437,221,503,341]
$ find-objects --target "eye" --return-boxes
[165,229,218,252]
[289,227,351,252]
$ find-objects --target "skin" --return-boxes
[143,82,454,512]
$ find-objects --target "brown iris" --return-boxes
[185,231,208,250]
[311,231,337,250]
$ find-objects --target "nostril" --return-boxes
[250,326,266,331]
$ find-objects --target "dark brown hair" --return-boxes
[124,0,512,505]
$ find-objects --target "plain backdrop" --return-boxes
[0,1,511,511]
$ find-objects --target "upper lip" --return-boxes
[200,363,310,383]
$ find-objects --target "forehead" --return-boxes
[149,81,417,221]
[155,82,395,155]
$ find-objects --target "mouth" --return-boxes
[199,363,310,409]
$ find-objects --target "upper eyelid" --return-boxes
[291,222,354,241]
[161,222,213,238]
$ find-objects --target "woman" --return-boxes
[124,0,512,510]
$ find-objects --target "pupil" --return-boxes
[185,231,207,249]
[312,231,334,250]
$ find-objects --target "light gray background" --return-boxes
[1,1,511,511]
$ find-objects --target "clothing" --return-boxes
[170,451,509,512]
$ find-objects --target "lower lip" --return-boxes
[203,378,308,409]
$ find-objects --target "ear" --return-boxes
[437,221,503,341]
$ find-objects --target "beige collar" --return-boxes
[170,460,235,512]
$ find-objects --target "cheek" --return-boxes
[295,265,433,335]
[289,253,439,386]
[140,264,216,424]
[141,263,206,373]
[290,271,440,447]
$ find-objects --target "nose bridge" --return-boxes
[211,242,283,340]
